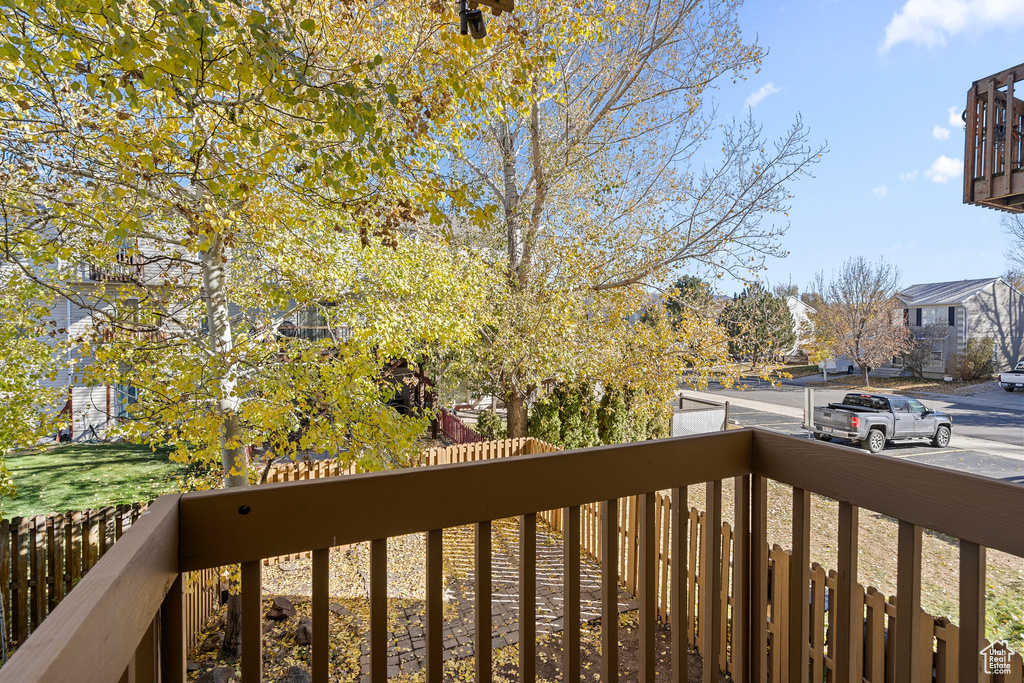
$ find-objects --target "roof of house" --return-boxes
[898,278,1000,306]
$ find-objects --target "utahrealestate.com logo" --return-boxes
[981,640,1017,675]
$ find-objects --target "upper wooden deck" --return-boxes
[964,62,1024,213]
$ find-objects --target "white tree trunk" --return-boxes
[200,234,249,488]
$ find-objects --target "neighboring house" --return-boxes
[41,250,352,442]
[896,277,1024,378]
[784,295,813,357]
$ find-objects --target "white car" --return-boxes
[998,360,1024,392]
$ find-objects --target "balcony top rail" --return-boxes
[1,428,1021,682]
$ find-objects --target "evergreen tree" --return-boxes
[721,284,796,366]
[527,394,562,445]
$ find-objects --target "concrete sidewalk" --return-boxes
[682,389,1024,463]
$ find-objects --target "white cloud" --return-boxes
[948,106,963,127]
[900,170,919,181]
[873,185,889,198]
[745,83,781,109]
[933,125,951,140]
[883,0,1024,51]
[924,155,962,183]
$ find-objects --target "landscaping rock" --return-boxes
[199,633,222,653]
[186,659,200,672]
[294,615,313,645]
[195,666,236,683]
[277,665,312,683]
[266,596,296,621]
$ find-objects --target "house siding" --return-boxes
[899,280,1024,377]
[968,280,1024,371]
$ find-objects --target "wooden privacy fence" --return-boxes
[0,505,219,654]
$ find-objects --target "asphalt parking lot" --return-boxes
[728,404,1024,483]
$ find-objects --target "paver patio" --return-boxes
[261,517,637,679]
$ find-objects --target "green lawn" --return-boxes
[4,443,186,518]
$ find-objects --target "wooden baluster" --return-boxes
[563,506,580,682]
[986,79,997,191]
[789,488,810,683]
[1005,73,1016,195]
[602,500,618,683]
[734,475,750,681]
[520,514,537,683]
[896,521,922,683]
[965,84,978,201]
[659,496,669,622]
[719,522,730,672]
[671,487,688,683]
[703,480,722,683]
[476,521,492,683]
[134,616,157,683]
[159,573,185,681]
[638,493,656,683]
[750,474,768,683]
[959,540,985,683]
[426,529,444,683]
[312,548,329,682]
[241,560,262,682]
[370,538,387,683]
[836,502,860,683]
[688,508,699,648]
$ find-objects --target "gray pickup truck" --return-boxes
[811,393,952,453]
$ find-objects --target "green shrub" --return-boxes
[527,395,561,444]
[597,385,626,445]
[951,337,996,380]
[476,411,507,441]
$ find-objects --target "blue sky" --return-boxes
[709,0,1023,296]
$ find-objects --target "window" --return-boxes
[842,394,888,410]
[915,308,922,326]
[891,399,910,413]
[907,399,928,416]
[903,309,910,326]
[930,341,943,363]
[948,306,956,326]
[115,384,138,419]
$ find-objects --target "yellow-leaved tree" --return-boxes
[418,0,825,434]
[0,0,507,653]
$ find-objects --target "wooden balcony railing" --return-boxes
[965,62,1024,213]
[0,429,1020,682]
[87,251,145,282]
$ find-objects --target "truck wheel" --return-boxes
[864,428,886,454]
[932,425,951,448]
[813,433,832,442]
[1005,387,1015,392]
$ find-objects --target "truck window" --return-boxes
[842,394,888,410]
[907,399,927,416]
[891,399,910,413]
